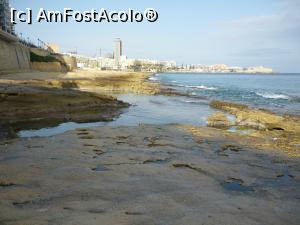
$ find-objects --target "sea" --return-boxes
[153,73,300,115]
[19,73,300,137]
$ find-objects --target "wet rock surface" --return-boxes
[209,100,300,156]
[0,70,161,136]
[207,112,234,128]
[0,125,299,225]
[0,84,129,134]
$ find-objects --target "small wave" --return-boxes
[256,92,290,100]
[148,77,159,81]
[174,84,217,90]
[182,100,198,104]
[173,98,208,105]
[194,85,217,90]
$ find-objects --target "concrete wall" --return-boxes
[0,29,77,73]
[30,48,50,57]
[54,55,77,71]
[31,62,68,73]
[0,30,30,72]
[31,48,77,72]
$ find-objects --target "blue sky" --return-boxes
[11,0,300,72]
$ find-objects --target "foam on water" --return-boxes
[256,92,290,100]
[171,83,217,90]
[183,85,217,90]
[148,77,159,81]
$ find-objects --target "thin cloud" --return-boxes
[234,48,292,57]
[217,0,300,40]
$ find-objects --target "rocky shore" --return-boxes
[0,125,299,225]
[0,69,300,224]
[0,69,160,95]
[0,84,129,138]
[0,69,158,138]
[207,100,300,156]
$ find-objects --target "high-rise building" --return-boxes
[114,38,123,68]
[0,0,14,34]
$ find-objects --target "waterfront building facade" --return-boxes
[0,0,14,34]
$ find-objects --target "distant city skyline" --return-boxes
[10,0,300,73]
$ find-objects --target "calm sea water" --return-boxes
[19,73,300,137]
[153,73,300,115]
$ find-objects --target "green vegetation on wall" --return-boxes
[30,52,68,69]
[30,52,58,63]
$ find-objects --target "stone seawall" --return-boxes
[31,62,68,72]
[31,48,77,72]
[0,30,30,72]
[56,55,77,71]
[30,48,50,57]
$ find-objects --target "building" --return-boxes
[114,38,122,68]
[178,64,273,74]
[67,37,176,72]
[0,0,14,34]
[246,66,273,74]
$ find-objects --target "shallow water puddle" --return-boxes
[222,178,253,193]
[227,127,252,135]
[92,165,109,172]
[273,170,297,187]
[17,94,215,138]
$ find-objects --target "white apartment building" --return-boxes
[0,0,14,34]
